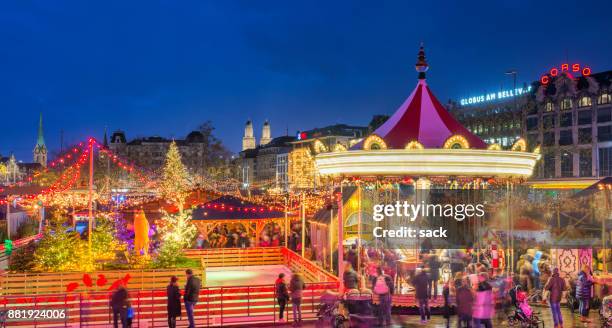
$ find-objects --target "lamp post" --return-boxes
[505,69,517,273]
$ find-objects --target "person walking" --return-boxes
[373,266,394,326]
[167,276,182,328]
[472,273,494,328]
[275,273,290,322]
[289,273,306,326]
[442,281,451,328]
[184,269,201,328]
[428,254,441,300]
[412,267,430,324]
[576,264,595,323]
[346,244,358,271]
[544,267,566,328]
[343,264,359,290]
[110,282,129,328]
[455,279,473,328]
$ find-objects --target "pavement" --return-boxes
[263,306,605,327]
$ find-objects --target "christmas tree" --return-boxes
[153,210,196,268]
[159,141,191,213]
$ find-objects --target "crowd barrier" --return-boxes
[0,269,203,296]
[183,247,284,267]
[0,281,338,327]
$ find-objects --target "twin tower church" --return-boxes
[242,120,271,151]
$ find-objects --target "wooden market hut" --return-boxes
[192,195,296,247]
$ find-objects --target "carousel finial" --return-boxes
[415,43,429,80]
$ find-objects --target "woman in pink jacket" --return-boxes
[472,272,494,328]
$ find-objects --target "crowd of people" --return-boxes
[192,222,305,251]
[338,242,603,327]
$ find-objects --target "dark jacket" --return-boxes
[343,269,359,290]
[576,271,593,300]
[167,284,182,317]
[184,275,201,303]
[455,286,473,316]
[412,271,429,300]
[275,278,289,300]
[428,256,441,279]
[289,275,306,299]
[111,286,128,311]
[544,274,566,303]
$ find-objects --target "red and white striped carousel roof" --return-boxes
[358,46,487,150]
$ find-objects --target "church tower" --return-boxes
[242,120,256,150]
[260,120,271,145]
[33,113,47,167]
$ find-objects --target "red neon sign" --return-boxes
[541,63,591,85]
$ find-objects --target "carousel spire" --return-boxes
[415,43,429,80]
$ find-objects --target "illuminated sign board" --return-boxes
[459,86,532,106]
[540,63,591,85]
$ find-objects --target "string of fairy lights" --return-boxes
[0,137,153,206]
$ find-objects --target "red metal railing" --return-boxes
[0,281,338,327]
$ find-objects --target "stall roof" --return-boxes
[572,176,612,198]
[192,195,286,220]
[311,187,356,224]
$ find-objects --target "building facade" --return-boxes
[450,67,612,182]
[109,130,210,174]
[288,124,368,189]
[237,136,296,190]
[525,69,612,179]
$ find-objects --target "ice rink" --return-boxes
[205,265,294,286]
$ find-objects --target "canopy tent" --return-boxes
[572,176,612,198]
[352,47,486,150]
[192,195,296,247]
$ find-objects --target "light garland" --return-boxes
[405,141,424,150]
[363,135,387,150]
[511,138,527,152]
[443,135,470,149]
[313,139,328,154]
[487,144,502,151]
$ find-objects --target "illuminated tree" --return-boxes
[159,141,191,213]
[153,210,196,268]
[33,229,90,272]
[91,217,123,261]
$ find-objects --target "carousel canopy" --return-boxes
[353,45,486,150]
[315,45,540,178]
[192,195,286,221]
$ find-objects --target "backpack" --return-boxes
[374,275,389,295]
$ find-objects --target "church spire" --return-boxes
[33,113,48,167]
[37,112,45,147]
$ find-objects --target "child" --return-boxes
[516,287,533,317]
[126,301,134,327]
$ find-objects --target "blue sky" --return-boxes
[1,0,611,160]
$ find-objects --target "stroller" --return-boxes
[316,290,376,328]
[600,295,612,328]
[316,290,344,328]
[507,285,544,328]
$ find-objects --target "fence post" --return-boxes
[151,290,154,327]
[220,287,224,326]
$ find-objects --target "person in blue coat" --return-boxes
[575,264,595,323]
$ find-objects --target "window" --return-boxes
[578,128,592,144]
[559,130,573,145]
[526,134,538,149]
[578,96,592,108]
[543,115,555,129]
[600,147,612,176]
[560,151,573,177]
[561,98,572,111]
[542,152,556,179]
[578,110,592,125]
[599,126,612,142]
[526,117,538,131]
[543,132,555,146]
[598,93,611,105]
[579,149,592,177]
[545,102,554,112]
[598,108,612,123]
[560,112,573,127]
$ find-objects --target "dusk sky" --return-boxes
[2,0,612,160]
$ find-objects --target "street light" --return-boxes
[505,69,518,273]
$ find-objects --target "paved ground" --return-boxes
[264,306,604,327]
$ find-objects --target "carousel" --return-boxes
[313,46,541,292]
